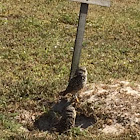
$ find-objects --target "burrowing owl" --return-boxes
[58,104,76,133]
[62,67,87,96]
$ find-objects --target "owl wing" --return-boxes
[65,74,83,94]
[58,105,76,133]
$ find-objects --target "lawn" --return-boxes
[0,0,140,139]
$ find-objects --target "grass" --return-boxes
[0,0,140,139]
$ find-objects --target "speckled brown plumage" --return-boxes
[58,104,76,133]
[62,67,87,96]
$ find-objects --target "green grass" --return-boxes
[0,0,140,139]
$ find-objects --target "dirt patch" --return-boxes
[15,80,140,135]
[78,80,140,135]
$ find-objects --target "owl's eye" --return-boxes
[82,76,85,80]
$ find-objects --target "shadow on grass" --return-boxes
[34,98,96,133]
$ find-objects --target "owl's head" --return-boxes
[76,67,87,76]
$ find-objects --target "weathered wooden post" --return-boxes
[69,0,110,80]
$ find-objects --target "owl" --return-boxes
[58,104,76,133]
[62,67,87,96]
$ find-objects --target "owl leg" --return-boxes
[74,93,79,103]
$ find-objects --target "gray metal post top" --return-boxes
[69,0,110,7]
[68,0,110,80]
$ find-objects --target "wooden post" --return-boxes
[69,3,88,80]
